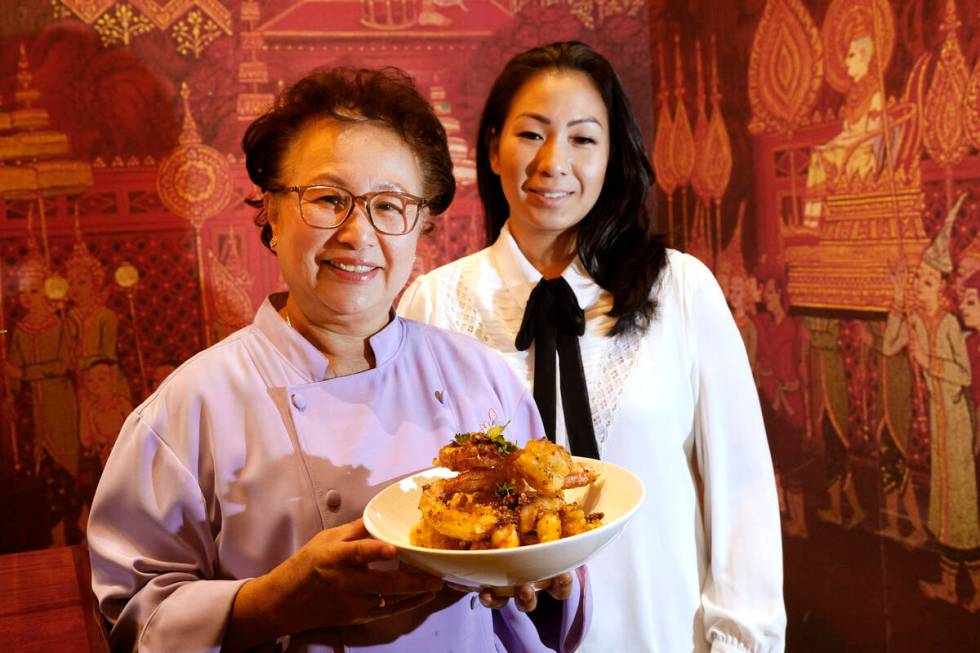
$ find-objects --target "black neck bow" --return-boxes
[515,277,599,459]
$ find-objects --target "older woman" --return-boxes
[400,42,785,652]
[87,67,585,652]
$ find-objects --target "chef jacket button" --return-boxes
[325,489,342,511]
[291,393,307,411]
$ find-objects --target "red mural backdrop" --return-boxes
[650,0,980,650]
[3,0,980,650]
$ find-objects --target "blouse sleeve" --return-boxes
[682,256,787,653]
[87,412,246,652]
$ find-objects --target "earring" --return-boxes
[269,235,278,250]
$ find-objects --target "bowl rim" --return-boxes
[363,456,646,557]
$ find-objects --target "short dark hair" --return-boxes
[243,67,455,249]
[476,41,667,335]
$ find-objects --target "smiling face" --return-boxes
[267,119,424,333]
[489,70,610,257]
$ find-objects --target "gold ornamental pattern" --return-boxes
[690,39,711,204]
[157,153,230,224]
[652,43,677,197]
[922,0,970,170]
[748,0,823,135]
[963,53,980,152]
[669,35,695,190]
[208,248,254,334]
[54,0,116,22]
[156,83,232,226]
[171,9,223,59]
[56,0,231,54]
[58,0,231,32]
[92,3,154,47]
[704,38,732,203]
[512,0,644,30]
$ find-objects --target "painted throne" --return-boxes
[784,56,931,313]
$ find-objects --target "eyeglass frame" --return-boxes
[269,184,429,235]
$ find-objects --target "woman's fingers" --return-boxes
[546,572,573,601]
[475,575,573,612]
[478,589,510,609]
[330,539,398,566]
[329,518,370,542]
[513,583,538,612]
[476,584,537,611]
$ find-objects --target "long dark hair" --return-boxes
[242,66,455,250]
[476,41,667,335]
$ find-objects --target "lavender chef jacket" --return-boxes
[87,295,589,653]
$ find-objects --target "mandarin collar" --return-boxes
[489,221,603,311]
[253,294,404,383]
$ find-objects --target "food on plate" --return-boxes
[410,424,603,549]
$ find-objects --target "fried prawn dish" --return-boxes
[411,425,603,550]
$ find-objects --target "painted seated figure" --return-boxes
[802,31,883,229]
[800,15,926,235]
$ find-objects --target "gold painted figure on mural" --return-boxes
[210,228,254,342]
[802,315,866,528]
[65,230,131,474]
[860,319,928,547]
[78,359,132,469]
[885,195,980,611]
[955,271,980,613]
[729,273,758,377]
[802,25,883,230]
[756,272,809,538]
[3,243,83,547]
[66,238,120,371]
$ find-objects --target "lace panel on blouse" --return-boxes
[438,255,645,453]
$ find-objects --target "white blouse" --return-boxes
[398,224,786,653]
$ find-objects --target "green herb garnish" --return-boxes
[495,481,516,497]
[485,421,516,454]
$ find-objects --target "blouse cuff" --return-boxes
[136,578,249,652]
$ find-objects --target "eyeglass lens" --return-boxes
[300,186,418,234]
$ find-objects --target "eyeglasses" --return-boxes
[272,184,428,235]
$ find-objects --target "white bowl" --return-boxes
[363,457,645,591]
